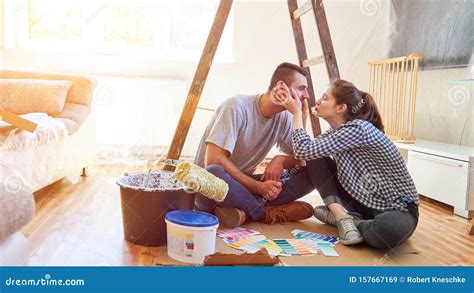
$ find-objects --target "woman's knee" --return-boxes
[359,212,417,250]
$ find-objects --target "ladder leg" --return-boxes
[164,0,233,169]
[311,0,340,82]
[287,0,321,137]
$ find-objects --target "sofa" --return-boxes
[0,70,96,265]
[0,70,97,192]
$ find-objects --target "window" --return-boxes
[4,0,233,62]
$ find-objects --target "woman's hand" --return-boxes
[271,81,302,114]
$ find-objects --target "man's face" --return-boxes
[288,73,309,104]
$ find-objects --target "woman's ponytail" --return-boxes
[355,91,385,133]
[330,80,385,133]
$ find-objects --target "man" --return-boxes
[194,62,315,228]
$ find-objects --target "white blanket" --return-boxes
[0,113,68,151]
[0,113,70,192]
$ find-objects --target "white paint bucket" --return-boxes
[165,210,219,264]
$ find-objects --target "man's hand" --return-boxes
[260,155,285,182]
[256,180,282,201]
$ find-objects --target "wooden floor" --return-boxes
[22,164,474,266]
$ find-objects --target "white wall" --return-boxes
[0,0,4,67]
[415,67,473,146]
[1,0,472,155]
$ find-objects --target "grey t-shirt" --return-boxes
[194,94,294,175]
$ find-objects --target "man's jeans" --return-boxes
[195,158,418,250]
[194,164,314,221]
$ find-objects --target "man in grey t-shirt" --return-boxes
[194,63,315,228]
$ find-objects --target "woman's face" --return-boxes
[314,87,345,119]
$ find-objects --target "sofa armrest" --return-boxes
[54,103,91,135]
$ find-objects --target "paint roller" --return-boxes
[174,161,228,202]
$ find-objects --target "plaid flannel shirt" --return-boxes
[292,119,419,212]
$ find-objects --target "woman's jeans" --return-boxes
[306,157,419,250]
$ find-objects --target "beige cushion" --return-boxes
[0,79,72,116]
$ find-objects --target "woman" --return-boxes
[272,80,419,249]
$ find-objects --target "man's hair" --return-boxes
[268,62,308,91]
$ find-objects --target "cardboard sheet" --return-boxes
[155,218,440,266]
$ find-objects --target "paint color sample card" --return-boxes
[257,239,286,256]
[222,234,266,244]
[239,239,284,256]
[217,227,261,240]
[286,239,320,256]
[273,239,298,255]
[226,237,283,256]
[317,242,339,257]
[273,239,318,256]
[226,235,266,246]
[291,229,339,244]
[298,238,339,257]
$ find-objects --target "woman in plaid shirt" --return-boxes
[273,80,419,248]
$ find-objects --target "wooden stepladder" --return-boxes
[165,0,340,169]
[288,0,340,137]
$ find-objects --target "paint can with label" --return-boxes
[165,210,219,264]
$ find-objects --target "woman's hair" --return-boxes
[330,80,385,133]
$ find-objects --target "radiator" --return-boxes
[93,75,188,159]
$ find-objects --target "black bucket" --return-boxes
[117,170,195,246]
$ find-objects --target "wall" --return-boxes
[415,67,473,146]
[0,0,4,67]
[0,0,472,156]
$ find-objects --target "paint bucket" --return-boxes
[165,210,219,264]
[117,170,195,246]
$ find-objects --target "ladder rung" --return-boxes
[292,1,313,19]
[302,55,325,67]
